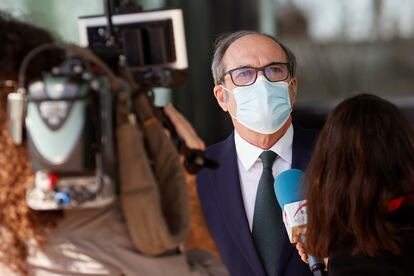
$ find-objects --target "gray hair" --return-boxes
[211,30,297,85]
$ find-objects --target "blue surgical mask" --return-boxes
[222,76,292,134]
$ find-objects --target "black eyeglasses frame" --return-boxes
[219,62,291,87]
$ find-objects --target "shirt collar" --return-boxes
[234,125,294,171]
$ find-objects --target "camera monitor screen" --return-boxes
[78,9,188,70]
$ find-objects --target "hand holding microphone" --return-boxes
[292,235,310,263]
[274,169,326,276]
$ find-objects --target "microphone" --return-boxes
[274,169,326,276]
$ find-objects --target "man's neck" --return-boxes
[234,117,292,150]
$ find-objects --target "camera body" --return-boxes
[24,58,117,209]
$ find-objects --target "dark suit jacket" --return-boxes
[197,126,318,276]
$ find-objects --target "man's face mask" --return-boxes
[222,76,292,134]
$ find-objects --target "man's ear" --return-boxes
[214,85,228,112]
[289,77,298,106]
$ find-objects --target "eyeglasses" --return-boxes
[220,62,291,87]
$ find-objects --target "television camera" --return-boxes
[7,0,217,211]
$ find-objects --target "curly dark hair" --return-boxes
[0,12,63,274]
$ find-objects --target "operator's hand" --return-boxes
[163,104,205,151]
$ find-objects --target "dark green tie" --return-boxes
[252,150,282,276]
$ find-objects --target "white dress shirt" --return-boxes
[234,125,293,231]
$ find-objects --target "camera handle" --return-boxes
[103,0,143,47]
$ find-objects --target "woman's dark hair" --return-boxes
[0,12,63,82]
[305,93,414,258]
[0,12,63,274]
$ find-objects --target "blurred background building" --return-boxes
[1,0,413,145]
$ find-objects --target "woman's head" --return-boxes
[305,93,414,257]
[0,12,62,274]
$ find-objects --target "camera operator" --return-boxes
[0,12,227,276]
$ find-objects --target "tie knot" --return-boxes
[259,150,277,169]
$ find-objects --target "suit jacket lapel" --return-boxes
[210,133,266,276]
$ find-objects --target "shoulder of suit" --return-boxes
[205,133,234,157]
[293,125,320,146]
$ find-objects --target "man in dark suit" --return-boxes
[197,31,318,276]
